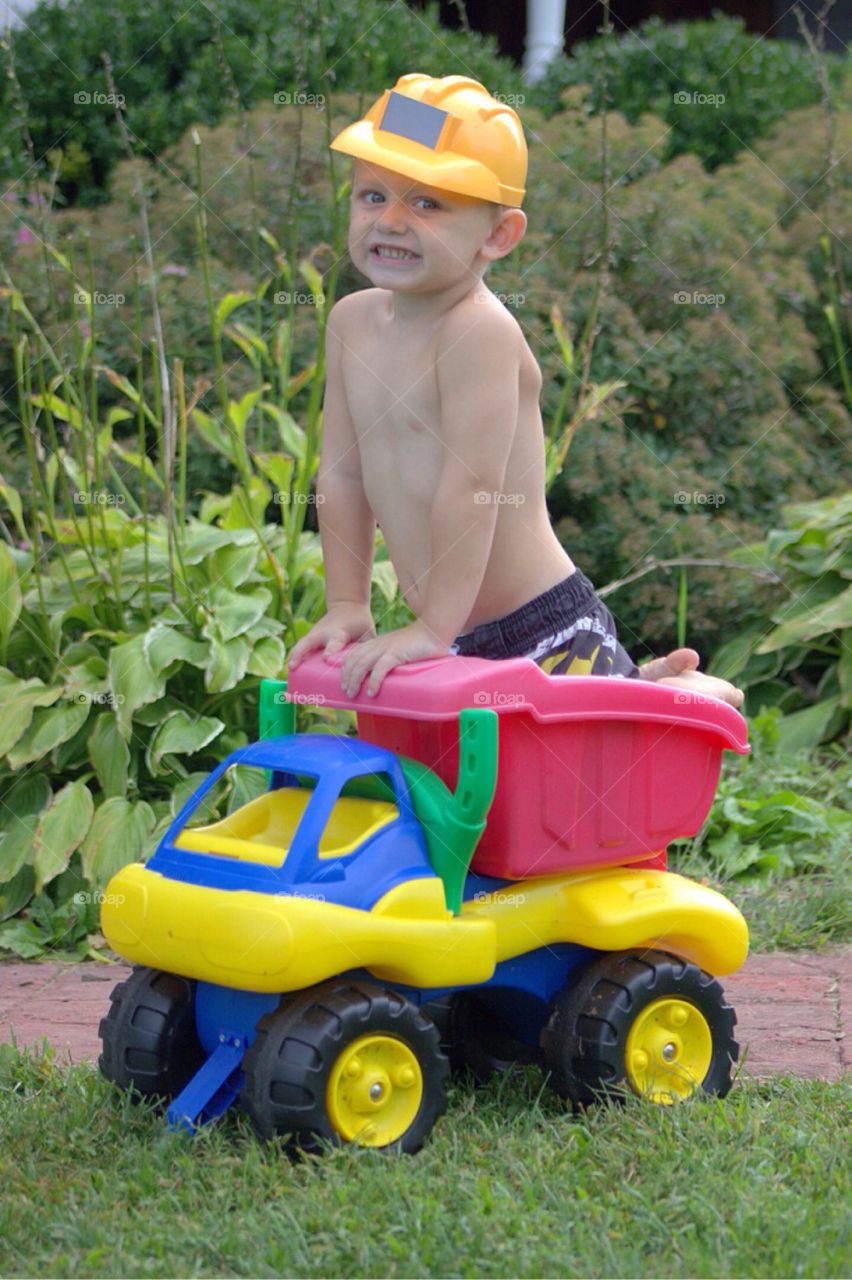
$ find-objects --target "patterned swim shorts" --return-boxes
[448,568,641,678]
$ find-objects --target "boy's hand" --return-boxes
[339,620,450,699]
[287,603,376,671]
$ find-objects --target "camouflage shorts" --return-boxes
[448,568,641,679]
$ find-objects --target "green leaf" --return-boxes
[708,628,771,681]
[218,477,271,529]
[181,521,255,565]
[146,709,225,775]
[775,697,842,755]
[192,407,234,462]
[108,632,167,741]
[759,587,852,652]
[106,406,134,430]
[0,918,44,958]
[550,304,575,375]
[214,291,254,338]
[131,695,185,728]
[63,655,109,703]
[259,403,307,461]
[0,543,22,654]
[204,634,252,693]
[204,586,272,641]
[80,797,156,886]
[40,242,70,275]
[0,670,63,758]
[6,699,90,769]
[371,560,400,603]
[170,772,217,820]
[0,774,52,882]
[87,713,131,798]
[227,765,268,815]
[32,780,94,892]
[109,440,164,489]
[258,225,282,254]
[246,634,287,678]
[255,453,295,499]
[97,366,160,428]
[0,864,35,922]
[224,322,269,370]
[298,258,325,307]
[227,389,266,448]
[0,480,26,540]
[29,393,83,429]
[204,542,259,590]
[144,624,209,676]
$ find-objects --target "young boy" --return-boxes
[287,73,744,709]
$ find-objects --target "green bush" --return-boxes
[0,0,521,207]
[711,492,852,750]
[676,707,850,880]
[519,88,850,656]
[527,14,849,171]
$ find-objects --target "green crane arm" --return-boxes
[259,678,296,740]
[399,708,499,915]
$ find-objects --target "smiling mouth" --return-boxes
[370,244,420,262]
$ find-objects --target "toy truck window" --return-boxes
[174,762,319,867]
[317,770,400,860]
[180,761,270,829]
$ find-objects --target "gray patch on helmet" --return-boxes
[378,91,448,150]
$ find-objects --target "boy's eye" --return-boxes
[359,190,439,210]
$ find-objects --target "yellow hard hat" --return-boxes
[329,73,527,208]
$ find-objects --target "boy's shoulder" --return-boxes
[327,289,525,370]
[329,288,519,329]
[436,290,526,368]
[327,288,384,331]
[443,289,521,337]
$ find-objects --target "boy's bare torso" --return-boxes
[337,285,575,634]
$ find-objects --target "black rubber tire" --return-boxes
[98,965,205,1100]
[541,949,738,1107]
[447,991,542,1084]
[419,994,456,1057]
[240,979,449,1153]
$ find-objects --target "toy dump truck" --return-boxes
[98,652,749,1152]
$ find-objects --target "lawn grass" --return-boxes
[670,848,852,954]
[0,1046,848,1279]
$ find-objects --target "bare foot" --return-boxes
[638,648,744,710]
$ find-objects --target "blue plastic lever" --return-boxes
[166,1039,246,1132]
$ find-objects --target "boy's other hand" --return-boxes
[287,603,376,671]
[638,646,745,709]
[339,620,450,699]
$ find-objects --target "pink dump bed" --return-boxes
[287,652,749,879]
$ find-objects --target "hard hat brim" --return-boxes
[330,121,524,208]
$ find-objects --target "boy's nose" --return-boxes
[375,200,408,234]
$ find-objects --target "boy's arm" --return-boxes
[416,311,521,643]
[316,297,376,608]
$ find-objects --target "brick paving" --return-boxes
[0,948,849,1080]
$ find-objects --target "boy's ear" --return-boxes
[481,208,527,262]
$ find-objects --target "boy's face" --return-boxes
[347,159,525,295]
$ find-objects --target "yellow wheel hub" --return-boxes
[326,1033,423,1146]
[625,997,713,1104]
